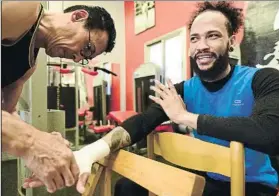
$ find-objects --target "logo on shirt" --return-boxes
[233,99,244,106]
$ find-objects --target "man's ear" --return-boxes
[71,10,89,22]
[229,34,236,49]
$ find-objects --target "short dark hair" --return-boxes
[188,1,244,36]
[64,5,116,53]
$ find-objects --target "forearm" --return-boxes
[75,103,169,169]
[2,110,35,157]
[197,114,279,155]
[73,126,132,174]
[177,109,279,155]
[101,104,170,151]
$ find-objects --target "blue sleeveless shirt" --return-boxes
[183,65,278,188]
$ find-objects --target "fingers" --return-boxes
[23,178,44,189]
[151,79,178,100]
[43,178,56,193]
[60,162,76,187]
[166,78,178,95]
[29,180,44,188]
[50,132,74,187]
[36,158,57,193]
[150,86,167,99]
[53,172,65,190]
[22,172,64,191]
[70,156,80,183]
[149,95,163,105]
[76,172,90,194]
[23,177,56,193]
[154,80,168,92]
[154,80,171,96]
[23,176,37,188]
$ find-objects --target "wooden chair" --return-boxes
[82,149,205,196]
[147,132,245,196]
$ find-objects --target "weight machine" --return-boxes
[76,62,118,144]
[46,61,117,147]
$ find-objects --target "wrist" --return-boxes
[175,111,190,125]
[74,139,111,175]
[78,139,111,163]
[176,111,199,130]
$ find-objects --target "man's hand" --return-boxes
[23,138,111,194]
[23,172,90,194]
[22,130,80,193]
[23,149,91,194]
[149,79,188,124]
[22,127,131,194]
[23,147,101,194]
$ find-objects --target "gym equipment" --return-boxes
[47,61,117,146]
[92,63,117,126]
[47,63,78,129]
[133,62,167,151]
[47,62,80,152]
[77,62,118,143]
[133,62,164,112]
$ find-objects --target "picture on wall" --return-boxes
[240,1,279,69]
[134,1,155,35]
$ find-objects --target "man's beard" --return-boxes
[190,49,230,81]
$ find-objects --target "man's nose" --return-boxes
[196,38,210,51]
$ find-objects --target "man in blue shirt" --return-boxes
[108,1,279,195]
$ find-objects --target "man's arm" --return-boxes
[2,75,79,192]
[178,68,279,155]
[2,82,24,113]
[2,76,30,154]
[2,110,35,156]
[101,81,185,151]
[72,81,184,161]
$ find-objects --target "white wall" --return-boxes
[47,1,126,111]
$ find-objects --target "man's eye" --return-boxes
[208,34,219,39]
[190,37,198,42]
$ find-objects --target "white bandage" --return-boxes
[73,139,110,175]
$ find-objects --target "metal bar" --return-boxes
[75,65,79,150]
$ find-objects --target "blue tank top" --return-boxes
[183,65,278,188]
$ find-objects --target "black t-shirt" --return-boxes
[1,5,43,88]
[121,66,279,155]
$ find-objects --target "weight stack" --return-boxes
[47,109,65,137]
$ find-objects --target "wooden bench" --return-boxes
[147,132,245,196]
[82,149,205,196]
[82,132,245,196]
